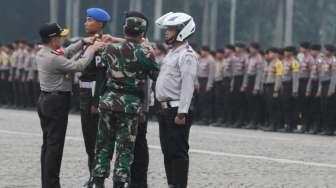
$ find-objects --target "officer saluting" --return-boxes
[36,23,103,188]
[155,12,198,188]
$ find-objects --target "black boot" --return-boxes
[164,159,174,186]
[113,181,126,188]
[171,159,189,188]
[83,176,94,188]
[90,177,105,188]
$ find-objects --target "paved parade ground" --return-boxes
[0,108,336,188]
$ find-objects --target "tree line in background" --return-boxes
[1,0,336,49]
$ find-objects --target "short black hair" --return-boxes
[249,42,260,51]
[225,44,235,51]
[324,44,335,53]
[284,46,297,54]
[216,48,224,53]
[235,41,246,49]
[299,41,311,49]
[201,46,210,52]
[310,44,321,51]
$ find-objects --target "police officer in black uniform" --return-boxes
[36,23,103,188]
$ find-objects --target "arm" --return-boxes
[64,40,84,58]
[206,60,216,91]
[54,46,95,73]
[178,54,198,114]
[328,68,336,96]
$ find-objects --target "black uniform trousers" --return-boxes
[158,107,192,188]
[297,78,309,130]
[231,75,246,125]
[320,81,330,133]
[79,88,99,176]
[326,93,336,134]
[37,91,70,188]
[130,114,149,188]
[196,77,211,122]
[264,83,281,129]
[222,77,232,124]
[213,80,224,122]
[307,80,320,132]
[280,81,295,130]
[246,75,262,125]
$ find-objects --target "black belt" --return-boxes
[41,91,71,96]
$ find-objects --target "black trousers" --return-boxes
[232,75,246,124]
[222,77,232,123]
[213,80,224,121]
[130,115,149,188]
[320,81,330,132]
[158,107,192,188]
[37,92,70,188]
[297,78,309,128]
[196,77,211,121]
[246,75,262,125]
[264,84,281,128]
[326,93,336,133]
[281,81,295,129]
[307,81,320,131]
[79,88,99,176]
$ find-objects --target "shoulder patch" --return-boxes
[51,49,64,56]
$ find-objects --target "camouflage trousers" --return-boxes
[92,112,138,183]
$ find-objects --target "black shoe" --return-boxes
[91,177,105,188]
[171,159,189,188]
[260,124,276,132]
[243,123,257,129]
[83,177,94,188]
[113,181,126,188]
[318,131,334,136]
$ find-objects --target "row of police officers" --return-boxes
[196,41,336,136]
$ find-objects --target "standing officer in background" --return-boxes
[155,12,198,188]
[318,44,334,135]
[241,42,264,129]
[36,23,103,188]
[196,46,215,125]
[306,44,322,134]
[78,8,112,187]
[260,48,283,131]
[279,46,300,132]
[212,49,225,126]
[294,42,312,133]
[231,42,248,128]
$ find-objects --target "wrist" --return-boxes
[177,113,186,119]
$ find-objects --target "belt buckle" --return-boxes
[160,102,168,109]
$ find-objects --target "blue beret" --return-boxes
[86,8,111,22]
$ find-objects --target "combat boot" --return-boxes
[171,159,189,188]
[113,181,126,188]
[89,177,105,188]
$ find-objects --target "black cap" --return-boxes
[268,47,279,54]
[235,42,246,49]
[201,46,210,52]
[325,44,335,53]
[249,42,260,51]
[39,23,69,41]
[299,41,311,49]
[225,44,235,51]
[284,46,297,54]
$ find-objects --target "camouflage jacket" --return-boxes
[98,41,159,114]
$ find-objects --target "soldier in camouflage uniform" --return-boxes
[90,11,159,188]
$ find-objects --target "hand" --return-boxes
[194,84,200,93]
[328,92,333,97]
[82,36,95,45]
[90,106,99,114]
[240,87,245,93]
[175,114,186,125]
[92,41,106,52]
[102,34,126,43]
[273,92,278,98]
[252,89,258,95]
[316,92,321,97]
[293,92,298,97]
[305,92,310,97]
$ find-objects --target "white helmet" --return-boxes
[155,12,196,42]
